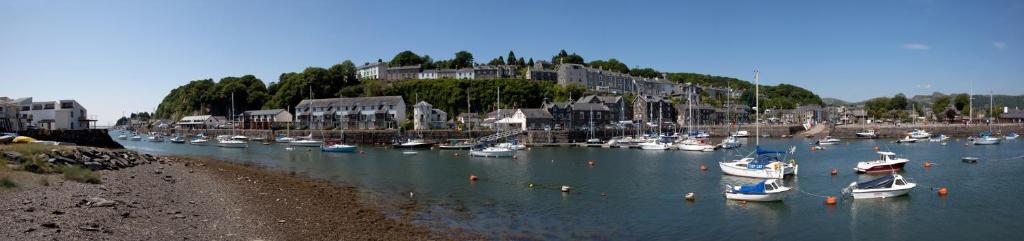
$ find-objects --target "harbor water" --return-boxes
[113,134,1024,240]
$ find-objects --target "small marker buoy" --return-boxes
[513,156,518,159]
[685,192,695,201]
[528,183,534,188]
[830,168,838,176]
[454,153,460,157]
[601,192,607,197]
[469,175,479,181]
[409,192,414,198]
[700,165,707,171]
[825,196,837,205]
[873,146,880,151]
[561,185,571,192]
[923,161,932,168]
[587,160,595,166]
[938,187,948,196]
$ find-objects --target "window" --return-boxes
[895,179,905,185]
[766,184,774,191]
[44,104,54,109]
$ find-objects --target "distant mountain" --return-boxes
[821,97,851,106]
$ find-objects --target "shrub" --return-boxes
[0,176,16,188]
[60,165,101,184]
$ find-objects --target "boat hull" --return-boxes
[719,162,794,179]
[321,145,357,152]
[217,142,248,148]
[856,162,907,173]
[438,145,474,150]
[725,191,789,202]
[850,184,915,199]
[393,143,433,149]
[678,144,714,151]
[469,150,514,157]
[973,138,1000,145]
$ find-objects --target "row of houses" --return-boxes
[1,97,92,131]
[357,63,518,81]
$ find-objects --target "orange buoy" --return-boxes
[700,165,708,171]
[830,168,838,176]
[469,175,479,181]
[923,161,932,168]
[873,146,880,151]
[825,196,837,205]
[938,187,948,196]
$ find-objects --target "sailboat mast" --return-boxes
[969,81,973,125]
[755,70,760,146]
[231,92,235,135]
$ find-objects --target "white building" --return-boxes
[413,101,448,130]
[0,97,31,131]
[12,98,91,130]
[295,96,406,130]
[456,68,475,79]
[242,109,293,129]
[357,62,387,80]
[176,115,228,129]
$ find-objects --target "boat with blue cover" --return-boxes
[724,179,792,202]
[842,173,916,199]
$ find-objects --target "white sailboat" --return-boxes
[218,92,248,148]
[290,86,324,147]
[719,70,799,179]
[677,87,715,151]
[973,91,1001,145]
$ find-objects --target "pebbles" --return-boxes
[9,147,157,171]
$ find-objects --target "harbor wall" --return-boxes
[19,129,124,149]
[132,125,802,144]
[830,124,1024,138]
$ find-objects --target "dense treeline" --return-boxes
[154,49,826,120]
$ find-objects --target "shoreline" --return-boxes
[1,147,477,240]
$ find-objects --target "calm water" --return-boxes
[113,133,1024,241]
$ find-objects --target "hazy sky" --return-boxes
[2,0,1022,125]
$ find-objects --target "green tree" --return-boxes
[891,93,908,110]
[551,49,584,65]
[954,93,970,113]
[932,95,951,121]
[488,56,505,65]
[864,97,891,119]
[507,51,517,65]
[389,50,424,67]
[527,58,534,66]
[630,68,660,78]
[588,58,629,73]
[453,51,474,69]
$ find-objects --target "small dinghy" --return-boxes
[843,174,916,199]
[724,179,792,202]
[962,157,980,163]
[402,151,418,155]
[817,136,840,145]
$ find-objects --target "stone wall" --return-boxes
[19,129,124,149]
[831,124,1024,138]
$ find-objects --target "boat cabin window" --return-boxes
[895,179,905,185]
[766,183,775,191]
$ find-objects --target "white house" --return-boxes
[15,98,91,130]
[357,62,387,80]
[176,115,228,129]
[413,101,448,130]
[242,109,293,129]
[295,96,406,130]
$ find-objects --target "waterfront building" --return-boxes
[176,115,228,130]
[543,101,572,130]
[496,108,554,131]
[571,103,611,130]
[576,95,630,124]
[241,109,293,129]
[633,95,676,126]
[295,96,406,130]
[1000,108,1024,123]
[150,119,174,130]
[413,101,449,130]
[0,97,30,132]
[483,109,516,129]
[796,105,824,124]
[11,98,93,130]
[457,113,481,130]
[557,64,636,94]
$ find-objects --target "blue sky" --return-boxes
[2,0,1021,124]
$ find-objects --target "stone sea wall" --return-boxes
[830,123,1024,138]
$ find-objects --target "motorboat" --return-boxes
[855,151,909,173]
[929,134,949,142]
[719,146,798,179]
[130,134,143,141]
[962,157,980,163]
[638,139,671,150]
[289,134,323,147]
[146,133,165,142]
[275,135,296,143]
[495,141,526,151]
[973,132,1001,145]
[606,136,642,148]
[677,138,715,151]
[393,139,434,149]
[842,174,916,199]
[469,146,514,157]
[908,129,931,139]
[817,136,840,145]
[1006,133,1019,140]
[895,136,917,143]
[230,135,249,142]
[719,136,742,149]
[855,130,878,138]
[586,138,603,144]
[730,130,750,138]
[169,135,186,144]
[189,138,209,146]
[724,179,792,202]
[116,133,128,140]
[216,135,248,148]
[438,139,476,150]
[320,140,357,153]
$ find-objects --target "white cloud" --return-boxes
[993,41,1007,49]
[902,43,930,50]
[915,83,932,89]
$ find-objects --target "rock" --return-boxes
[23,228,36,233]
[40,222,59,229]
[84,161,104,171]
[121,211,130,218]
[52,210,65,215]
[25,207,36,212]
[2,151,22,160]
[277,219,286,223]
[86,197,116,207]
[173,214,185,219]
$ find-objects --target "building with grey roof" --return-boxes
[241,109,293,129]
[295,96,406,130]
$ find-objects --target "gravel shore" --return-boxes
[1,154,471,240]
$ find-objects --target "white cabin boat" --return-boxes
[677,138,715,151]
[896,136,917,143]
[855,151,909,173]
[724,179,792,202]
[469,146,514,157]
